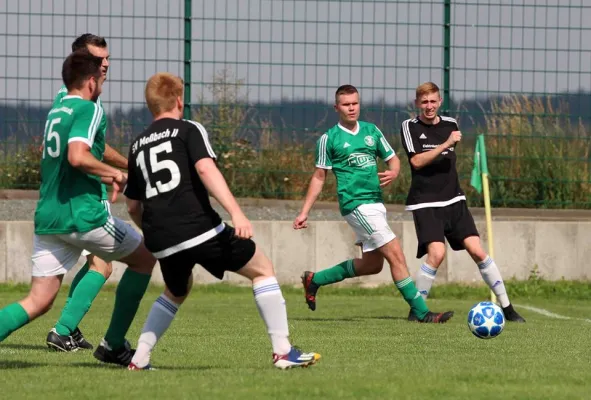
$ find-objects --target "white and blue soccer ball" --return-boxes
[467,301,505,339]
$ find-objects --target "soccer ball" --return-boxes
[467,301,505,339]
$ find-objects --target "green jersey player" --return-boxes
[293,84,454,323]
[46,34,130,352]
[0,51,155,364]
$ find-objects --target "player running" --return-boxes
[46,33,130,352]
[293,84,454,324]
[0,51,156,351]
[123,72,320,370]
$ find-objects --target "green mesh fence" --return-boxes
[1,0,590,208]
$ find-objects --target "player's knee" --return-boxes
[427,246,446,267]
[237,247,275,281]
[124,244,156,274]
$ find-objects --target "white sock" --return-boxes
[252,277,291,355]
[131,294,179,368]
[415,263,437,300]
[478,256,510,308]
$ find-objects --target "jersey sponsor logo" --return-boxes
[132,128,179,154]
[364,136,375,147]
[347,152,376,168]
[48,106,73,116]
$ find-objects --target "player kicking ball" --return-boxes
[123,72,320,370]
[399,82,525,323]
[293,84,454,324]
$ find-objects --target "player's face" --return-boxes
[416,92,442,122]
[335,93,360,124]
[90,75,105,101]
[87,45,110,78]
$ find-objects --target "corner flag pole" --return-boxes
[470,135,497,303]
[481,171,497,303]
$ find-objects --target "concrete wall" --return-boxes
[1,220,590,286]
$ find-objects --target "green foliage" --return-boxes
[1,73,590,208]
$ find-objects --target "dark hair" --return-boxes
[71,33,107,51]
[335,84,358,103]
[61,49,103,91]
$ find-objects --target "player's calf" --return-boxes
[239,247,320,367]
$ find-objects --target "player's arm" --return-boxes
[293,167,328,230]
[67,102,125,195]
[375,126,400,187]
[104,144,129,169]
[186,121,252,239]
[379,155,400,187]
[123,147,143,227]
[293,133,331,229]
[400,120,461,170]
[68,143,124,182]
[408,132,460,170]
[196,158,252,239]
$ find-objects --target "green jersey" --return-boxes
[53,85,108,201]
[315,121,395,216]
[34,95,109,234]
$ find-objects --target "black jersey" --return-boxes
[400,115,466,210]
[124,118,223,258]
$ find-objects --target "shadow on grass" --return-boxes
[292,315,408,322]
[0,360,48,369]
[69,362,218,371]
[1,344,48,351]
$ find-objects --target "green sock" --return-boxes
[64,262,90,310]
[312,259,356,286]
[0,303,30,341]
[395,277,429,319]
[55,270,107,336]
[103,269,151,349]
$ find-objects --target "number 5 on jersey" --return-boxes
[43,118,61,159]
[136,141,181,199]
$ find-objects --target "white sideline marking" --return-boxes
[516,304,591,323]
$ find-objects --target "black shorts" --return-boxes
[158,225,256,297]
[411,201,479,259]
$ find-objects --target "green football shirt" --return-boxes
[315,121,395,216]
[34,95,109,234]
[53,85,108,201]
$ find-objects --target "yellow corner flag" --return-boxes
[470,135,497,303]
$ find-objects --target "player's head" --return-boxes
[334,84,360,125]
[415,82,442,122]
[71,33,109,78]
[62,49,105,101]
[145,72,184,118]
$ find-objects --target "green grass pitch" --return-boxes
[0,283,589,400]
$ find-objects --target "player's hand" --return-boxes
[447,130,462,146]
[232,213,253,239]
[378,170,398,187]
[293,213,308,229]
[110,171,127,203]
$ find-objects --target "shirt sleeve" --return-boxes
[400,119,421,158]
[123,145,141,200]
[184,120,217,165]
[374,125,395,161]
[315,133,332,169]
[68,101,104,148]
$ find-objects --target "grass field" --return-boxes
[0,283,589,400]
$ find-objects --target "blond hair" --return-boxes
[415,82,440,100]
[145,72,184,116]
